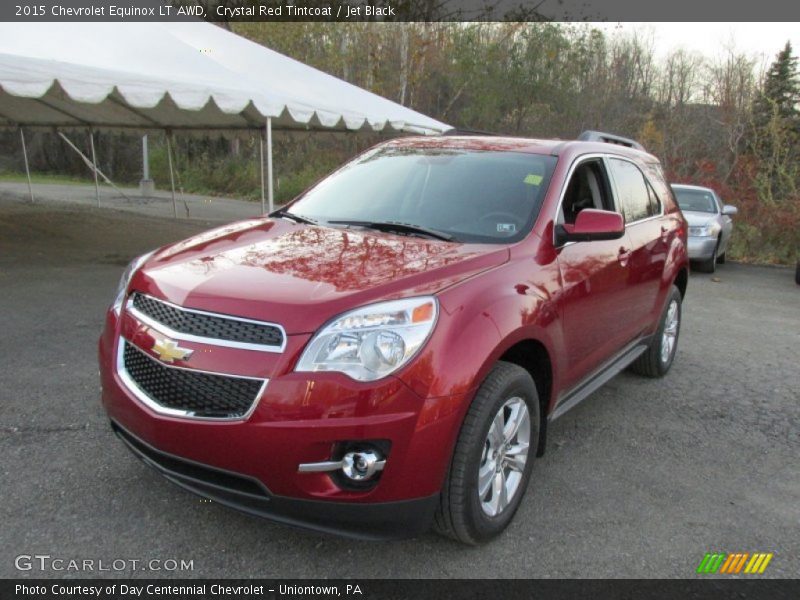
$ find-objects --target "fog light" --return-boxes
[342,450,384,481]
[298,448,386,481]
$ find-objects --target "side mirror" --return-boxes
[555,209,625,245]
[722,205,738,216]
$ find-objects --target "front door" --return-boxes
[556,157,637,390]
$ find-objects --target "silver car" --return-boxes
[671,184,737,273]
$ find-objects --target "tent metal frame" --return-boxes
[8,118,404,219]
[165,130,178,219]
[13,121,278,218]
[54,129,134,205]
[18,127,34,203]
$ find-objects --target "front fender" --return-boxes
[397,257,562,405]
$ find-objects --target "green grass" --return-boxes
[0,171,95,186]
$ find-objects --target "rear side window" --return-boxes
[608,158,657,223]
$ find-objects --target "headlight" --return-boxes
[111,251,155,314]
[295,297,438,382]
[688,224,717,237]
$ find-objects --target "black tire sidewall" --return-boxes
[706,242,718,273]
[461,369,540,542]
[656,287,682,374]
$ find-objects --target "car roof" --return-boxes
[387,135,658,162]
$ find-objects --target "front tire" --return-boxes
[434,362,540,545]
[695,238,719,273]
[630,285,682,378]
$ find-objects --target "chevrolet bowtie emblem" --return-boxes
[151,338,193,363]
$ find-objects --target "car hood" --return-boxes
[681,211,718,227]
[133,218,509,334]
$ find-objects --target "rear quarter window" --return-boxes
[642,161,675,211]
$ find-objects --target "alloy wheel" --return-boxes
[478,397,530,517]
[660,299,679,364]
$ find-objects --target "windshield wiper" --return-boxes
[327,220,454,242]
[272,209,318,225]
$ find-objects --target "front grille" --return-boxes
[131,293,284,348]
[122,342,263,419]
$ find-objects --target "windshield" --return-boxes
[673,187,719,214]
[285,145,557,244]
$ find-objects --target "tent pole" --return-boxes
[142,135,150,180]
[87,129,100,208]
[259,131,266,215]
[19,127,34,204]
[165,131,178,219]
[266,117,274,213]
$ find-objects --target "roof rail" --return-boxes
[441,127,498,137]
[578,130,645,151]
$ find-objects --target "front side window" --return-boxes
[608,158,653,223]
[287,145,557,244]
[557,159,614,225]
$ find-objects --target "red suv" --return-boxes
[99,131,688,544]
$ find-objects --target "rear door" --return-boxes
[606,156,667,336]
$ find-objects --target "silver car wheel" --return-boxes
[660,299,679,364]
[478,397,530,517]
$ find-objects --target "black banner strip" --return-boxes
[3,579,800,600]
[2,0,800,23]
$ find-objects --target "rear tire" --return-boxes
[717,251,726,264]
[434,362,540,545]
[629,285,682,378]
[795,261,800,285]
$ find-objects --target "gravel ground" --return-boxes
[1,196,798,579]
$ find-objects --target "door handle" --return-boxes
[617,246,631,265]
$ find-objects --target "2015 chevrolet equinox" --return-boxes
[99,131,689,544]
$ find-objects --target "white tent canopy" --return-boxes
[0,21,450,213]
[0,22,450,134]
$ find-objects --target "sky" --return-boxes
[593,22,799,68]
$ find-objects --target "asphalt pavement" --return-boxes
[1,194,798,578]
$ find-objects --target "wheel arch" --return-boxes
[674,266,688,299]
[497,338,553,457]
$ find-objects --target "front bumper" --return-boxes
[111,421,438,539]
[687,236,717,260]
[99,309,467,539]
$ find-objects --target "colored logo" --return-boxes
[151,338,193,363]
[697,552,773,574]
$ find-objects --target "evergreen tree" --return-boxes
[754,42,799,131]
[751,41,800,203]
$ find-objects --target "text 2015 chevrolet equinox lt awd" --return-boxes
[99,131,689,544]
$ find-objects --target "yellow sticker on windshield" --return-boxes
[524,174,543,185]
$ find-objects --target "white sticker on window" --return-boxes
[497,223,516,233]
